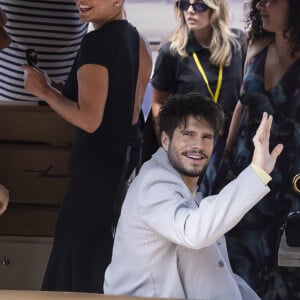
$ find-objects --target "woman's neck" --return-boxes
[273,32,300,62]
[192,28,213,48]
[93,11,124,30]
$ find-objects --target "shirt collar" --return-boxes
[186,33,211,55]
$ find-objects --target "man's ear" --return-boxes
[161,131,169,151]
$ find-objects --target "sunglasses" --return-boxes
[175,1,209,13]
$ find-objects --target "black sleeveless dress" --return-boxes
[42,20,139,293]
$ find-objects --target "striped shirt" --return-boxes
[0,0,88,102]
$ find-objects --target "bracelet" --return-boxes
[292,174,300,194]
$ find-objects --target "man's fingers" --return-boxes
[271,143,284,161]
[265,114,272,140]
[254,112,267,137]
[259,112,272,135]
[253,112,273,143]
[258,112,268,129]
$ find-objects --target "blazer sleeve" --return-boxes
[139,165,270,249]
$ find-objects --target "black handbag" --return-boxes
[285,211,300,247]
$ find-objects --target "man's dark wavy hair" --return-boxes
[158,92,224,140]
[246,0,300,56]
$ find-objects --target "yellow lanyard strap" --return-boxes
[192,52,223,103]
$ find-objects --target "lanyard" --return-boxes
[192,52,223,103]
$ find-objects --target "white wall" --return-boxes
[124,0,246,46]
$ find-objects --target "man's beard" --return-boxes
[168,149,209,178]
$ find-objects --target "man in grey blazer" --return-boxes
[104,92,283,300]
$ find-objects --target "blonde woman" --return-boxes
[147,0,246,196]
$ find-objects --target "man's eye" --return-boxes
[203,135,214,140]
[183,132,193,136]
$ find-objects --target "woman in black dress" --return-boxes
[23,0,152,293]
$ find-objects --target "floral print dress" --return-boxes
[226,45,300,300]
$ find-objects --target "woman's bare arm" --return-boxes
[225,100,244,155]
[132,33,152,125]
[23,63,109,133]
[151,88,170,138]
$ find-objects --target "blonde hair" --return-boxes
[169,0,239,66]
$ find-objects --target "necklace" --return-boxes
[192,52,223,103]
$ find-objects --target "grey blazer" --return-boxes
[104,148,268,299]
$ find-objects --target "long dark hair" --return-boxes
[247,0,300,56]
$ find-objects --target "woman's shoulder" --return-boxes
[230,28,246,40]
[230,28,247,56]
[82,26,102,43]
[155,41,177,61]
[82,20,136,48]
[158,41,172,52]
[230,28,247,45]
[85,20,132,37]
[246,37,273,65]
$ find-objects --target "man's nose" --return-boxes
[192,139,205,149]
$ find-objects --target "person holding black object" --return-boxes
[23,0,152,293]
[0,0,88,102]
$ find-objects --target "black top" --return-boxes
[63,20,139,170]
[152,29,246,129]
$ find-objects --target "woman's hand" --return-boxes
[23,64,53,101]
[51,80,64,92]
